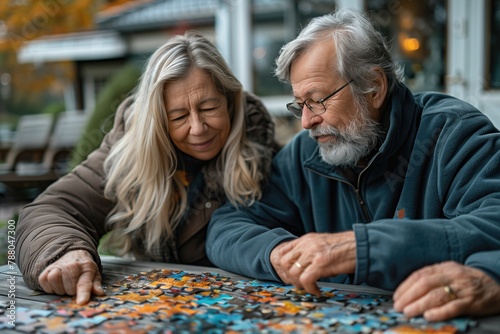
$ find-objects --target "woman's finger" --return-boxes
[45,267,66,295]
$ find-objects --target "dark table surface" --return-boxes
[1,255,499,333]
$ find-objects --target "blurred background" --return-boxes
[0,0,499,262]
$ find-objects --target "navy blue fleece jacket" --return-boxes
[207,82,500,290]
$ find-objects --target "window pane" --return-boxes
[253,23,288,96]
[366,0,447,92]
[251,0,337,96]
[490,0,500,89]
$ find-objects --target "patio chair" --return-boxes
[0,111,88,190]
[0,113,54,173]
[39,110,88,174]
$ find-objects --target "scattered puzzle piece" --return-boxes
[0,268,477,333]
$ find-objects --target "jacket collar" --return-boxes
[304,82,420,177]
[376,82,420,161]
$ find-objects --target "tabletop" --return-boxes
[1,255,499,333]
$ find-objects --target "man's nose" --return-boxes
[301,106,321,129]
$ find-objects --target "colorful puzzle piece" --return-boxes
[0,268,477,333]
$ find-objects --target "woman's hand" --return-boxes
[393,261,500,321]
[38,250,104,305]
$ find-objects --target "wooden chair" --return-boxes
[39,111,88,174]
[0,114,54,173]
[0,111,88,190]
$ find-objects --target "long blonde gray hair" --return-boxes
[103,32,266,255]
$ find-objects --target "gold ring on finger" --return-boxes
[444,285,457,301]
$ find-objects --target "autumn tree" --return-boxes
[0,0,137,116]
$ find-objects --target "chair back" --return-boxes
[42,111,89,170]
[0,114,54,172]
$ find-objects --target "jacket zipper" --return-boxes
[306,151,381,223]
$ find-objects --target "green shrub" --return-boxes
[42,102,66,117]
[69,63,141,168]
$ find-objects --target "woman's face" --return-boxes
[165,68,231,161]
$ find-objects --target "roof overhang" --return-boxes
[17,30,127,64]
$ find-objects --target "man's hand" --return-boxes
[270,231,356,295]
[38,250,104,305]
[393,261,500,321]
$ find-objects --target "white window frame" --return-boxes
[81,64,122,112]
[447,0,500,127]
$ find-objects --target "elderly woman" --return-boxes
[15,32,278,304]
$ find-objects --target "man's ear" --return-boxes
[370,67,388,110]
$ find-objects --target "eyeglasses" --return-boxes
[286,79,353,118]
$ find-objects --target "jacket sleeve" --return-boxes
[354,110,500,290]
[465,251,500,284]
[15,98,132,290]
[207,134,311,281]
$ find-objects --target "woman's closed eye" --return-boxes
[169,113,189,122]
[168,108,220,124]
[200,107,222,116]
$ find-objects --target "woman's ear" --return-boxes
[370,67,388,110]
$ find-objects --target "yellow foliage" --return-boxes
[0,0,100,49]
[0,0,136,105]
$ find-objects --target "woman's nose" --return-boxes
[189,113,206,135]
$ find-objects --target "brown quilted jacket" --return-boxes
[15,92,278,290]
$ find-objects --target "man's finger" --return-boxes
[299,267,321,296]
[423,299,466,322]
[394,264,441,300]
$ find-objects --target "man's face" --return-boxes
[289,40,380,167]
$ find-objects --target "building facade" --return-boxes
[17,0,500,132]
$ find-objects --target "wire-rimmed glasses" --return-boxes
[286,79,353,118]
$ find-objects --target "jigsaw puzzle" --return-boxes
[0,268,476,333]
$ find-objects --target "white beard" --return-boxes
[310,107,380,167]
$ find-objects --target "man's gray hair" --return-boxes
[275,9,404,96]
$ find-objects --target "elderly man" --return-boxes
[206,9,500,321]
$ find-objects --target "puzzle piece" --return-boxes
[0,315,15,330]
[36,316,68,334]
[3,268,477,334]
[194,292,233,306]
